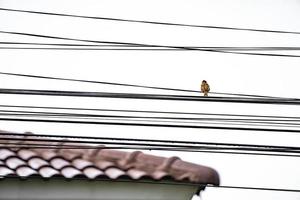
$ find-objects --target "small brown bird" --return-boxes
[201,80,210,96]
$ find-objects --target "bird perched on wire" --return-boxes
[201,80,210,96]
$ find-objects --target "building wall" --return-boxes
[0,178,199,200]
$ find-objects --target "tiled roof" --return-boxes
[0,131,220,186]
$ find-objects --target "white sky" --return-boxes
[1,0,300,199]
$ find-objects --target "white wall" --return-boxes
[0,178,199,200]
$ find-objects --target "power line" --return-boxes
[2,108,300,122]
[2,144,298,157]
[0,88,299,105]
[208,185,300,193]
[1,7,300,35]
[2,47,300,58]
[2,109,300,129]
[2,135,300,157]
[0,104,299,120]
[0,42,136,47]
[4,141,300,153]
[1,116,300,133]
[3,131,300,157]
[0,71,288,99]
[2,144,300,158]
[2,134,300,152]
[2,42,300,51]
[2,131,300,150]
[1,30,300,58]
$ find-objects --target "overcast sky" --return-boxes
[1,0,300,200]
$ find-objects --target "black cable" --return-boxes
[0,47,203,50]
[3,42,300,51]
[0,71,201,95]
[0,42,137,47]
[2,131,300,150]
[2,135,300,152]
[2,110,300,129]
[2,109,300,123]
[2,144,299,157]
[207,185,300,193]
[5,141,300,153]
[0,104,299,120]
[1,7,300,35]
[1,30,300,58]
[0,88,299,105]
[2,47,300,58]
[1,116,300,133]
[0,71,288,99]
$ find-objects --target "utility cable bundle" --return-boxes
[1,131,300,157]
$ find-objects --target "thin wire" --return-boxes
[2,144,299,157]
[3,131,300,150]
[2,42,300,51]
[1,116,300,133]
[1,7,300,35]
[2,108,300,123]
[208,185,300,193]
[4,142,300,153]
[1,30,300,58]
[0,88,299,105]
[2,47,300,58]
[0,71,287,99]
[2,110,300,129]
[0,104,299,120]
[0,42,137,47]
[2,136,300,152]
[3,144,300,156]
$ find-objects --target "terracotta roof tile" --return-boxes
[104,167,127,179]
[0,149,15,160]
[50,158,71,170]
[28,157,49,170]
[16,166,37,177]
[151,170,172,180]
[72,158,94,170]
[38,166,59,178]
[61,167,82,178]
[17,149,38,160]
[94,160,115,170]
[82,167,104,179]
[0,166,14,176]
[5,157,26,169]
[0,132,220,186]
[126,168,148,180]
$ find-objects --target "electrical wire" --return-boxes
[0,104,299,120]
[1,7,300,35]
[2,131,300,156]
[2,108,300,123]
[2,110,300,129]
[2,42,300,51]
[2,47,300,58]
[2,144,298,157]
[4,142,300,153]
[2,135,300,152]
[2,138,300,158]
[1,30,300,58]
[1,116,300,133]
[2,131,300,150]
[0,71,289,99]
[207,185,300,193]
[0,88,299,105]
